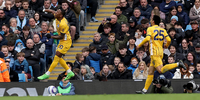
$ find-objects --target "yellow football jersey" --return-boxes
[56,18,71,43]
[138,25,171,56]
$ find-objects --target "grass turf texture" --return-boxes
[0,94,199,100]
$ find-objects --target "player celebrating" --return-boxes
[38,9,74,81]
[135,15,186,94]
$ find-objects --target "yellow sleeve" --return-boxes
[138,28,151,48]
[164,30,171,48]
[60,24,69,34]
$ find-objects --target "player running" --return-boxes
[38,9,74,81]
[135,15,186,94]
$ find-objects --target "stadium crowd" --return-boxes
[1,0,200,82]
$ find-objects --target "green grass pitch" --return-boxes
[0,94,199,100]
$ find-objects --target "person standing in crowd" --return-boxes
[0,51,10,82]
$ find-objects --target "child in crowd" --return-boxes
[7,41,17,60]
[127,57,139,75]
[133,61,148,79]
[14,39,25,53]
[101,23,111,43]
[168,55,176,74]
[13,52,30,82]
[90,67,96,76]
[189,65,195,73]
[73,53,84,69]
[135,26,144,46]
[48,24,58,57]
[113,57,121,68]
[81,47,89,63]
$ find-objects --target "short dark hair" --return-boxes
[128,36,136,41]
[90,67,95,71]
[82,47,89,52]
[153,15,160,25]
[135,25,143,32]
[104,23,111,29]
[118,62,125,67]
[89,46,96,53]
[168,27,176,33]
[115,6,122,11]
[185,30,193,38]
[66,62,73,68]
[7,41,15,46]
[2,24,9,28]
[23,25,30,31]
[174,21,183,26]
[141,18,149,24]
[138,47,145,52]
[122,22,130,28]
[119,44,127,50]
[75,53,83,60]
[168,54,175,60]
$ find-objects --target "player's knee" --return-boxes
[70,26,76,30]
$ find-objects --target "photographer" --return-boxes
[183,80,200,93]
[97,15,121,34]
[150,75,173,93]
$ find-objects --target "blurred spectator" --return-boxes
[112,62,132,79]
[98,15,121,34]
[0,0,5,9]
[189,65,196,74]
[138,0,153,19]
[133,61,148,79]
[127,36,137,57]
[190,21,200,44]
[0,31,7,49]
[169,44,185,62]
[159,21,167,30]
[127,57,139,75]
[131,0,140,10]
[19,25,32,45]
[21,39,40,81]
[13,52,30,82]
[33,34,46,75]
[34,12,41,26]
[51,0,61,10]
[77,64,94,80]
[136,47,150,66]
[95,64,112,81]
[13,0,22,13]
[77,0,87,31]
[114,6,128,25]
[143,42,150,56]
[14,39,25,53]
[135,25,144,46]
[100,45,114,68]
[167,54,177,74]
[119,0,133,18]
[189,0,200,22]
[5,59,19,82]
[177,3,190,27]
[166,15,178,30]
[168,27,182,47]
[87,0,98,22]
[116,44,132,67]
[128,17,137,32]
[3,0,17,18]
[159,0,176,13]
[195,43,200,62]
[101,23,111,43]
[7,41,17,60]
[39,21,53,70]
[150,9,161,20]
[1,45,14,69]
[183,0,194,14]
[81,47,89,62]
[29,0,43,11]
[153,70,173,79]
[141,18,149,37]
[106,33,129,55]
[29,18,41,36]
[113,57,121,69]
[62,1,76,42]
[38,0,55,22]
[0,51,10,82]
[173,63,193,79]
[55,76,75,95]
[0,9,10,30]
[116,23,133,41]
[89,32,105,54]
[90,67,96,76]
[165,6,182,24]
[174,21,185,38]
[48,24,57,57]
[85,46,101,72]
[184,52,197,67]
[21,0,35,19]
[131,7,145,25]
[151,0,162,8]
[193,62,200,79]
[73,53,84,69]
[10,18,21,36]
[16,10,29,29]
[2,24,18,44]
[177,38,195,57]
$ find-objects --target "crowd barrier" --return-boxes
[0,79,199,96]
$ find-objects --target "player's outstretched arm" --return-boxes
[51,33,65,40]
[164,35,171,48]
[137,36,150,50]
[44,9,56,15]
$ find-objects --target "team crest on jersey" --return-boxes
[57,24,59,28]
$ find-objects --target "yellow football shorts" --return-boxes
[56,41,72,54]
[150,55,163,68]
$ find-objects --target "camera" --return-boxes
[183,80,199,91]
[153,75,170,87]
[106,18,111,21]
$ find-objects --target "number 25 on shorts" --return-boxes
[154,30,164,41]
